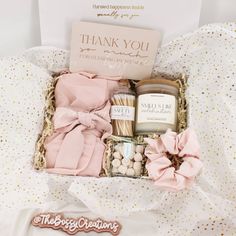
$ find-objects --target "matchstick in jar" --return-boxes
[110,80,136,137]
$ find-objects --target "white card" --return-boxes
[39,0,202,49]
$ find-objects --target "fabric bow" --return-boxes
[47,101,112,174]
[53,101,112,138]
[144,128,203,191]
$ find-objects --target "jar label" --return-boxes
[111,105,135,121]
[137,94,176,124]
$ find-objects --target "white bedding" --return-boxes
[0,23,236,236]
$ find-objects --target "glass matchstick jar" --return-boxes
[110,80,136,137]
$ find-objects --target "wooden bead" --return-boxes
[136,145,144,153]
[112,159,121,168]
[134,153,143,162]
[121,158,131,167]
[134,168,141,176]
[128,160,134,168]
[114,144,122,152]
[113,151,122,160]
[118,165,127,175]
[126,168,135,176]
[133,161,142,171]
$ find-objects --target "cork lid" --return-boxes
[136,76,179,89]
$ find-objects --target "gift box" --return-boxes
[33,73,189,181]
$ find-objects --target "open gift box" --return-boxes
[33,72,189,180]
[2,22,236,234]
[33,9,201,191]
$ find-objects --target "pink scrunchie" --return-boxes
[44,72,119,176]
[144,128,203,191]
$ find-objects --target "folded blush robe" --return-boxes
[44,72,119,176]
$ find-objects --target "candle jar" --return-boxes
[135,77,179,134]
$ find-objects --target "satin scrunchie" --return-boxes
[144,128,203,191]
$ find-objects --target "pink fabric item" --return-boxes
[144,128,203,191]
[44,72,119,176]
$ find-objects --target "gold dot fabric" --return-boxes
[0,23,235,235]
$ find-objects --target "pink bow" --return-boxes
[144,128,203,191]
[54,108,95,130]
[53,104,112,139]
[46,102,112,175]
